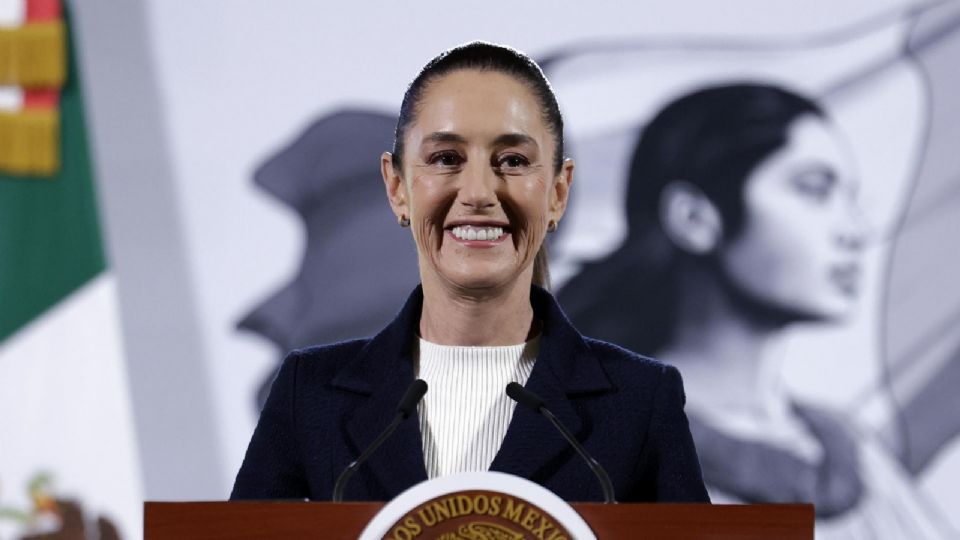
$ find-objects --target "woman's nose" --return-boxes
[837,203,871,252]
[458,160,498,209]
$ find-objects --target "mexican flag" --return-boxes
[0,0,142,538]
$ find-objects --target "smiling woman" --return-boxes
[229,41,710,503]
[383,67,568,346]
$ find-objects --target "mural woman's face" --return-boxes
[720,114,867,322]
[385,69,572,292]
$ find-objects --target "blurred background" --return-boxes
[1,0,958,538]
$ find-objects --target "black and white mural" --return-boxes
[550,4,960,536]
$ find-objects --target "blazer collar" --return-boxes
[331,286,426,497]
[489,285,614,481]
[330,284,614,496]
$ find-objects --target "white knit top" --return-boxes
[415,336,539,479]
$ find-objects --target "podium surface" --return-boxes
[145,501,813,539]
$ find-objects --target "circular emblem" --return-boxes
[360,472,595,540]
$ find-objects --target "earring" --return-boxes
[398,214,410,228]
[547,220,558,233]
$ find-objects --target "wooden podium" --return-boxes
[145,501,813,539]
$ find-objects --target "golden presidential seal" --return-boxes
[358,472,596,540]
[383,490,572,540]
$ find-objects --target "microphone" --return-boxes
[332,379,428,502]
[506,382,616,503]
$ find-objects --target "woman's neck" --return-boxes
[660,266,792,421]
[419,275,535,346]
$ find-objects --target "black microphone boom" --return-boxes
[506,382,616,504]
[332,379,428,502]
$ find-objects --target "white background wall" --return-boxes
[66,0,959,535]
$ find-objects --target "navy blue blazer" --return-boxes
[231,286,709,503]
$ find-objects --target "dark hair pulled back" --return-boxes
[559,83,825,354]
[392,41,565,175]
[391,41,566,289]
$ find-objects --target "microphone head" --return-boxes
[506,382,544,412]
[397,379,428,418]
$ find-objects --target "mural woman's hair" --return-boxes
[560,83,825,354]
[627,83,823,238]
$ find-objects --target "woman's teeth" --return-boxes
[451,225,505,241]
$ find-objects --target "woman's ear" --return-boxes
[549,158,575,222]
[659,180,723,255]
[381,152,409,219]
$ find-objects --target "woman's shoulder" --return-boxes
[281,338,372,382]
[580,335,678,387]
[582,335,669,368]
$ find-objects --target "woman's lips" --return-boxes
[828,262,861,297]
[446,224,511,248]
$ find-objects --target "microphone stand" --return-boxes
[507,382,616,504]
[332,379,428,502]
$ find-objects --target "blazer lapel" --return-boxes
[489,359,584,480]
[341,373,428,498]
[332,287,428,498]
[490,287,613,481]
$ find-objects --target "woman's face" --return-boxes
[719,114,867,322]
[384,69,572,292]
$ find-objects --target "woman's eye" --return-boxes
[497,154,530,170]
[792,170,835,202]
[430,152,463,167]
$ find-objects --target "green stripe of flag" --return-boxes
[0,15,106,342]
